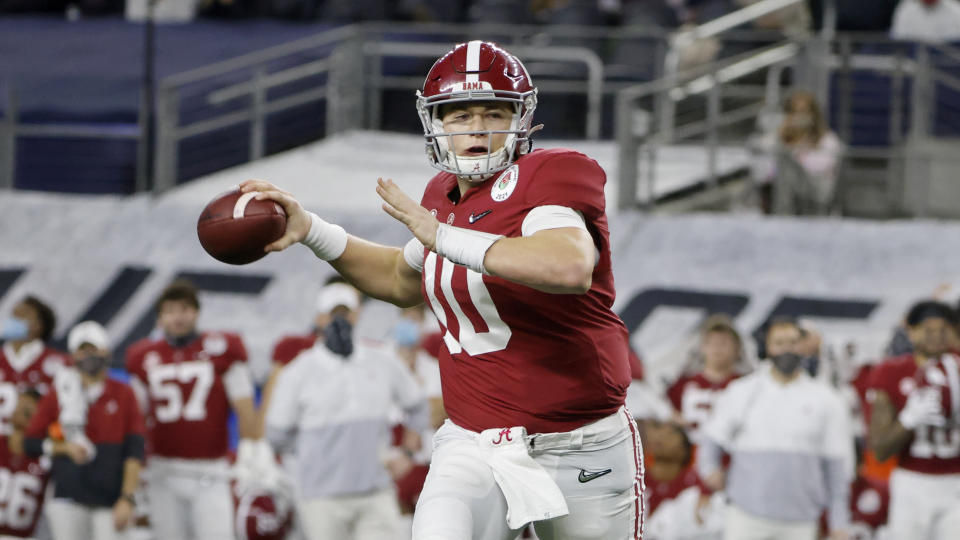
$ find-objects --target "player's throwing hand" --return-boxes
[240,179,313,252]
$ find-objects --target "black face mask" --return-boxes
[76,355,110,377]
[324,315,354,358]
[771,352,804,376]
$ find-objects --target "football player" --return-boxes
[0,389,49,539]
[666,314,744,443]
[242,41,642,539]
[867,300,960,540]
[0,296,69,431]
[125,280,265,540]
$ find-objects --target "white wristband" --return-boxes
[42,439,53,457]
[434,224,503,275]
[403,237,425,273]
[300,212,348,261]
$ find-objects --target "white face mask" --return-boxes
[417,92,538,180]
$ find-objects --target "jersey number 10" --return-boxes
[423,253,511,356]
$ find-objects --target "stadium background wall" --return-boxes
[1,194,957,383]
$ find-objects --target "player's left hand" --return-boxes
[376,178,439,250]
[112,497,134,530]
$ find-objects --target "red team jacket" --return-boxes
[0,436,48,538]
[24,379,145,507]
[867,354,960,474]
[418,148,632,435]
[125,332,248,459]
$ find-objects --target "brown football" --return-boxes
[197,188,286,265]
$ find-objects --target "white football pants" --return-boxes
[722,504,817,540]
[888,468,960,540]
[145,457,234,540]
[45,498,128,540]
[412,407,644,540]
[297,488,401,540]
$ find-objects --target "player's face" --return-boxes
[11,302,41,342]
[909,317,955,358]
[11,394,37,432]
[766,324,801,358]
[441,102,513,157]
[157,299,199,339]
[701,331,738,372]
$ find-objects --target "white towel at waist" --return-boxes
[478,426,569,529]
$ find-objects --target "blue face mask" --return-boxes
[393,319,421,347]
[325,315,354,358]
[0,317,29,342]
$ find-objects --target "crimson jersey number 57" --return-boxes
[423,253,512,356]
[147,361,215,423]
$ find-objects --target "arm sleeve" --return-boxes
[524,152,607,221]
[23,391,59,458]
[122,388,146,461]
[223,362,255,402]
[403,237,425,273]
[695,438,725,480]
[520,206,587,237]
[264,364,300,453]
[823,390,855,530]
[700,382,740,450]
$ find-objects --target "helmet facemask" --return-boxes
[417,89,538,183]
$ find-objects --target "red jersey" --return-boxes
[270,334,317,367]
[125,332,248,459]
[644,466,705,517]
[0,342,68,434]
[419,149,631,434]
[0,436,48,537]
[666,373,739,433]
[867,354,960,474]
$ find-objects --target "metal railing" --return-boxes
[0,84,142,190]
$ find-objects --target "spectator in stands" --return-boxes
[866,300,960,540]
[23,321,144,540]
[698,317,854,540]
[891,0,960,42]
[265,280,428,540]
[667,314,745,444]
[773,90,844,215]
[0,295,68,409]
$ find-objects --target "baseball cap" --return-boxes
[315,283,360,314]
[67,321,109,353]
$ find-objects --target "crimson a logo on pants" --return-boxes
[492,428,513,445]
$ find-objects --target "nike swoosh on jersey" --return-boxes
[468,210,492,223]
[577,468,613,483]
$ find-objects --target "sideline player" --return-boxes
[0,296,69,431]
[125,280,264,540]
[241,41,642,539]
[867,300,960,540]
[0,389,48,539]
